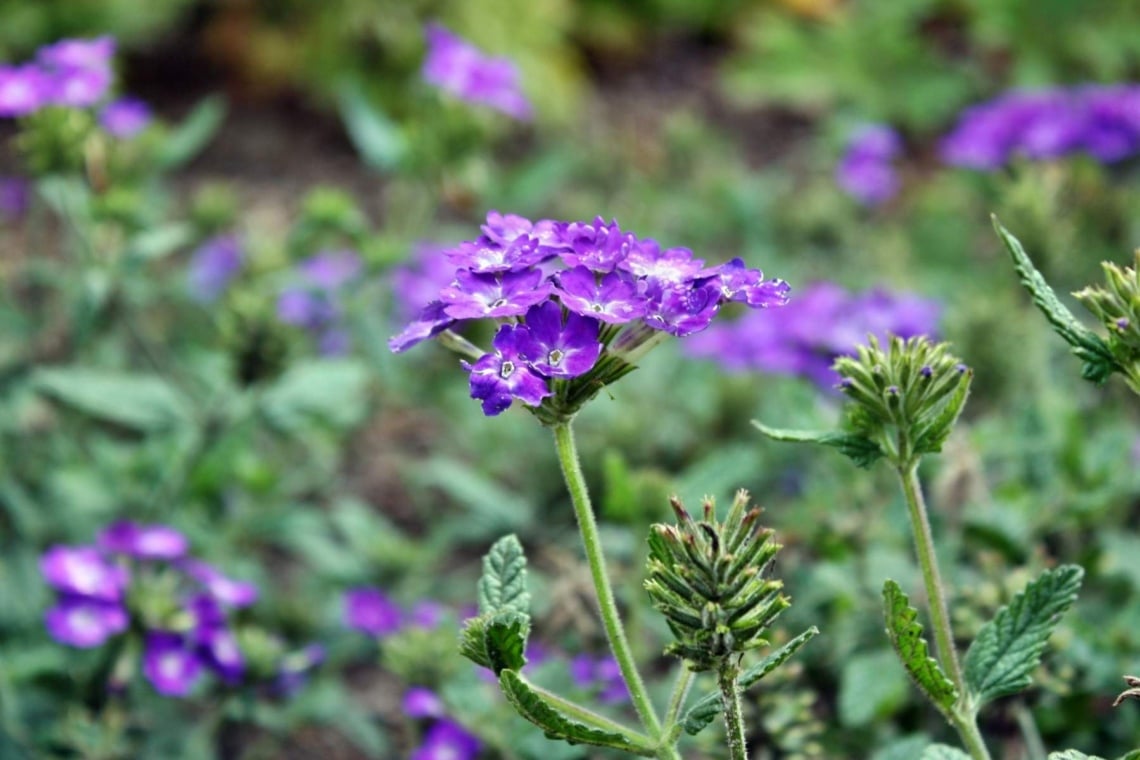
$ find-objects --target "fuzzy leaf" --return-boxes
[1048,752,1105,760]
[458,611,529,674]
[920,745,971,760]
[752,421,883,469]
[477,534,530,617]
[993,216,1118,383]
[882,580,959,715]
[681,626,818,735]
[963,565,1084,709]
[499,669,657,756]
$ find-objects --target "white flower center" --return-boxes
[500,360,515,379]
[547,349,564,366]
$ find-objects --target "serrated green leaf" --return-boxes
[920,745,972,760]
[459,615,492,670]
[477,534,530,616]
[963,565,1084,709]
[882,579,959,716]
[156,96,226,170]
[1048,751,1106,760]
[993,216,1118,383]
[458,611,529,674]
[33,368,192,433]
[499,670,657,756]
[681,626,818,735]
[752,421,884,469]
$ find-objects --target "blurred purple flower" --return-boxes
[684,282,941,389]
[275,643,326,696]
[143,632,203,696]
[408,600,446,629]
[197,626,245,685]
[0,65,52,117]
[99,97,152,138]
[44,595,128,648]
[297,250,363,290]
[187,235,243,303]
[98,521,188,560]
[0,177,29,221]
[391,243,457,320]
[836,125,902,206]
[411,718,482,760]
[568,653,629,704]
[40,545,128,602]
[344,587,403,636]
[422,23,532,120]
[277,250,362,354]
[181,560,259,608]
[49,65,112,108]
[404,687,446,718]
[36,36,116,73]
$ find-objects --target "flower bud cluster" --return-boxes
[833,335,972,466]
[1073,252,1140,392]
[390,210,788,421]
[645,491,789,672]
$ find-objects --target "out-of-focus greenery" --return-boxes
[4,0,1140,757]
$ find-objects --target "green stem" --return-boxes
[662,667,695,739]
[717,665,748,760]
[551,422,672,755]
[896,461,992,760]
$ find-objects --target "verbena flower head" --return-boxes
[941,85,1140,169]
[99,97,152,138]
[187,235,244,303]
[422,23,532,120]
[646,490,789,672]
[391,210,788,421]
[685,282,940,389]
[836,124,902,206]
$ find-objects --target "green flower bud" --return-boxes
[1073,252,1140,392]
[833,335,972,468]
[645,490,789,672]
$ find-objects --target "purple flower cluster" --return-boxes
[941,85,1140,169]
[277,250,362,356]
[41,521,262,696]
[836,125,902,206]
[570,653,629,704]
[391,211,788,416]
[422,23,532,120]
[685,282,941,388]
[0,37,115,117]
[343,587,444,638]
[187,234,244,303]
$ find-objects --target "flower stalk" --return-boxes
[717,662,748,760]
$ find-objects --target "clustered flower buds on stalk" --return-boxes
[645,491,789,672]
[1073,252,1140,392]
[833,335,972,468]
[390,211,788,423]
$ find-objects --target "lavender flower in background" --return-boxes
[684,281,941,389]
[0,65,52,117]
[98,520,188,560]
[390,210,788,417]
[836,124,902,206]
[277,249,362,356]
[411,718,482,760]
[36,36,116,73]
[40,545,128,602]
[99,97,152,138]
[181,559,259,608]
[941,85,1140,169]
[0,177,29,221]
[0,37,117,119]
[422,23,532,120]
[569,653,630,705]
[404,687,446,718]
[344,587,403,636]
[44,595,128,648]
[143,632,203,697]
[187,235,243,303]
[390,242,456,321]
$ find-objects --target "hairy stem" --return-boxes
[717,664,748,760]
[551,422,677,758]
[897,461,992,760]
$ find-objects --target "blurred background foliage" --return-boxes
[3,0,1140,758]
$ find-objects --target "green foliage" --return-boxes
[838,649,911,728]
[33,368,191,434]
[882,580,958,716]
[337,79,407,171]
[751,421,884,470]
[460,535,532,674]
[154,97,227,171]
[680,626,819,735]
[920,745,972,760]
[477,534,530,616]
[962,565,1084,709]
[1048,752,1105,760]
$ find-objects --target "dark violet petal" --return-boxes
[44,596,128,648]
[143,632,203,697]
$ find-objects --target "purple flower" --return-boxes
[48,65,112,108]
[554,266,647,324]
[518,301,601,378]
[187,235,243,303]
[344,587,403,636]
[422,23,532,120]
[445,237,547,274]
[389,301,456,354]
[404,687,446,718]
[620,242,705,285]
[297,250,363,291]
[441,268,553,320]
[643,280,723,337]
[143,632,203,697]
[277,288,340,330]
[408,600,446,629]
[36,36,116,73]
[702,258,791,308]
[99,97,152,138]
[44,595,128,648]
[391,243,458,320]
[277,251,362,350]
[97,521,188,560]
[40,545,128,602]
[0,177,29,221]
[836,125,902,206]
[181,560,259,608]
[198,626,245,684]
[481,212,564,250]
[0,65,52,117]
[462,323,552,415]
[560,218,636,272]
[411,718,482,760]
